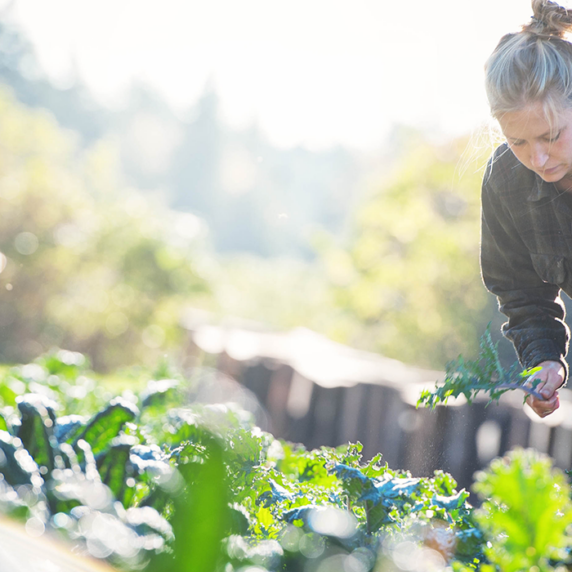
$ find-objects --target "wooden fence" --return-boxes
[182,322,572,492]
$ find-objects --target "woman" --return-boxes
[481,0,572,417]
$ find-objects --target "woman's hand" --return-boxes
[525,360,566,418]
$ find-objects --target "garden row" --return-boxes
[0,349,569,572]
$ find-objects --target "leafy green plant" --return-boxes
[0,349,488,571]
[417,327,542,409]
[472,448,572,572]
[146,437,232,572]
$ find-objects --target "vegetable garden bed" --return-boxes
[0,348,570,572]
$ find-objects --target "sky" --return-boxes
[2,0,534,151]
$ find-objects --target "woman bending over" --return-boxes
[482,0,572,417]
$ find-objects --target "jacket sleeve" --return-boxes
[480,171,569,378]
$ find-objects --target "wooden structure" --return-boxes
[183,320,572,492]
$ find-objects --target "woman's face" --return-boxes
[498,101,572,189]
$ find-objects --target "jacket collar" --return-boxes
[527,173,556,202]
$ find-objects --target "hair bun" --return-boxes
[523,0,572,38]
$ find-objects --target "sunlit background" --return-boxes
[0,0,540,371]
[6,0,531,150]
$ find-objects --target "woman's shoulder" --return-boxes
[484,142,534,192]
[487,142,520,173]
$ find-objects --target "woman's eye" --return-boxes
[548,131,562,142]
[510,140,525,147]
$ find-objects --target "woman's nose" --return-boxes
[530,144,549,169]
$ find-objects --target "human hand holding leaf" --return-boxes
[417,327,543,409]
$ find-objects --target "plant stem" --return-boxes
[494,383,544,401]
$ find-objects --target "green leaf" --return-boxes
[16,394,58,473]
[417,326,544,409]
[74,397,139,457]
[36,349,88,379]
[146,437,231,572]
[0,408,14,434]
[473,448,572,571]
[96,434,136,500]
[228,504,251,536]
[140,379,180,410]
[54,415,85,444]
[255,505,276,534]
[0,430,43,487]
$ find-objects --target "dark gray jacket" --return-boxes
[481,143,571,376]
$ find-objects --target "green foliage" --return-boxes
[74,398,139,457]
[0,349,485,571]
[417,327,542,409]
[473,448,572,572]
[4,349,572,572]
[146,438,231,572]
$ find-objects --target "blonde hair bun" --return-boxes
[523,0,572,37]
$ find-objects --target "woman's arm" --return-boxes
[480,174,569,415]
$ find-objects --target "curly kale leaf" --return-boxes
[417,327,543,409]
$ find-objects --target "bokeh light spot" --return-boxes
[25,516,45,538]
[298,533,325,559]
[52,512,72,529]
[14,232,39,255]
[279,524,302,551]
[308,507,357,539]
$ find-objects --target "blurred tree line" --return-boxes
[0,19,514,371]
[0,89,211,369]
[0,20,361,259]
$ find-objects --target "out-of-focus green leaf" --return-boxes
[125,505,173,541]
[228,504,251,536]
[147,437,231,572]
[0,381,18,408]
[140,379,180,410]
[129,444,171,480]
[432,490,469,512]
[37,350,88,379]
[0,411,10,434]
[332,463,375,501]
[96,434,136,500]
[74,397,139,457]
[0,430,43,487]
[54,415,85,444]
[16,394,58,473]
[128,444,174,512]
[473,448,572,572]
